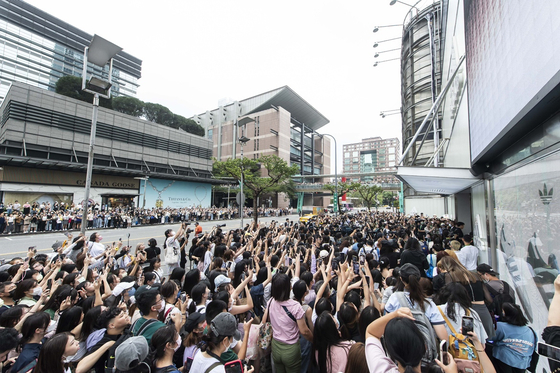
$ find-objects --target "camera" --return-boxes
[186,228,194,234]
[216,224,226,228]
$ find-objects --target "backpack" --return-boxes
[426,254,437,279]
[15,359,37,373]
[486,281,515,320]
[395,292,439,367]
[437,306,481,373]
[105,319,158,373]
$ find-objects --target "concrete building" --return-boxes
[395,1,560,362]
[342,137,400,184]
[0,0,142,103]
[192,86,331,208]
[0,83,215,208]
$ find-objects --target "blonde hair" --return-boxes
[450,240,462,251]
[439,256,480,284]
[445,249,459,262]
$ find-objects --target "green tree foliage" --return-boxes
[350,182,383,211]
[55,75,112,108]
[323,181,355,210]
[144,102,173,125]
[382,191,396,206]
[172,115,205,136]
[213,155,299,224]
[112,96,144,117]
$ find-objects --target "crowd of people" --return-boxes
[0,201,293,234]
[0,211,558,373]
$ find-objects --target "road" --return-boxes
[0,214,298,260]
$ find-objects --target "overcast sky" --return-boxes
[27,0,413,168]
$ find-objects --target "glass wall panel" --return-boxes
[493,150,560,337]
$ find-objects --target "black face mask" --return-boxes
[7,289,16,299]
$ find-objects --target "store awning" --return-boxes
[98,193,140,197]
[396,166,481,195]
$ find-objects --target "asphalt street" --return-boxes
[0,214,299,260]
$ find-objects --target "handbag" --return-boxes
[527,327,539,373]
[257,300,273,350]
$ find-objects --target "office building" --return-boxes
[0,82,215,208]
[192,86,331,208]
[0,0,142,103]
[342,137,400,184]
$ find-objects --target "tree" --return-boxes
[112,96,144,117]
[213,155,299,225]
[172,115,206,136]
[55,75,112,108]
[350,182,383,211]
[143,102,173,125]
[382,191,395,206]
[323,181,355,211]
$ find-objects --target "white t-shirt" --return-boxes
[190,353,225,373]
[385,291,445,326]
[456,245,479,271]
[165,236,180,265]
[88,242,105,258]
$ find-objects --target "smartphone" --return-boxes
[332,260,339,271]
[374,282,379,290]
[179,292,187,302]
[28,246,37,253]
[462,316,474,334]
[538,342,560,362]
[359,255,365,265]
[440,340,449,365]
[185,357,194,372]
[224,359,244,373]
[47,279,52,288]
[353,262,359,274]
[63,231,71,238]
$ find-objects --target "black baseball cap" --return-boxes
[477,263,499,276]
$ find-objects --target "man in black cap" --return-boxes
[478,263,515,320]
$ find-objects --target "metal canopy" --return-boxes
[396,166,480,195]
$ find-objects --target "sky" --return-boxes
[26,0,413,169]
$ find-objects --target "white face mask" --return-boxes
[174,335,182,352]
[33,287,42,297]
[157,299,165,313]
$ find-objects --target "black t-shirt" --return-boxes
[87,332,120,373]
[145,246,161,260]
[542,326,560,373]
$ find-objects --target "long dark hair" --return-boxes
[182,269,200,296]
[19,312,50,351]
[79,306,103,342]
[188,283,207,314]
[55,306,83,334]
[0,305,26,328]
[150,325,177,362]
[384,317,426,373]
[313,311,349,373]
[33,332,70,373]
[42,285,77,312]
[400,269,427,312]
[13,279,36,301]
[404,237,421,251]
[338,302,359,340]
[437,282,472,322]
[502,302,528,326]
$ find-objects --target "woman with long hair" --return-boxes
[183,269,201,296]
[13,279,38,307]
[343,342,369,373]
[169,267,186,289]
[437,256,495,339]
[188,283,209,315]
[267,273,313,373]
[160,281,181,324]
[384,264,448,342]
[146,258,163,283]
[182,312,206,367]
[33,332,80,373]
[313,311,354,373]
[55,306,83,334]
[150,325,182,373]
[488,303,537,373]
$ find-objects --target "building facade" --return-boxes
[0,83,215,208]
[192,86,331,208]
[0,0,142,103]
[396,2,560,368]
[342,137,400,184]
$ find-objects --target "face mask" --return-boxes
[33,287,42,297]
[174,335,182,352]
[157,299,165,313]
[98,235,103,241]
[35,274,43,282]
[8,289,16,298]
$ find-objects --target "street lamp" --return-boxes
[373,24,401,33]
[238,135,250,229]
[389,0,421,11]
[374,48,400,58]
[373,37,401,48]
[320,133,338,217]
[80,35,122,236]
[373,57,400,67]
[134,176,149,209]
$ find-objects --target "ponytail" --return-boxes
[404,275,426,312]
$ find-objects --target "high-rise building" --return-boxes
[193,86,331,208]
[342,137,400,184]
[0,0,142,103]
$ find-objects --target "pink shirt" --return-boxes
[269,299,304,344]
[315,341,354,373]
[365,337,399,373]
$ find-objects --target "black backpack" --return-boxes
[486,280,515,320]
[105,319,158,373]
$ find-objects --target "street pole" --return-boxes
[321,134,338,217]
[240,143,244,229]
[81,93,99,236]
[142,178,147,209]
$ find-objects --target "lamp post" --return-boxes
[320,133,338,217]
[238,135,250,228]
[80,35,122,236]
[373,37,401,48]
[373,57,400,67]
[134,176,149,209]
[373,24,401,33]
